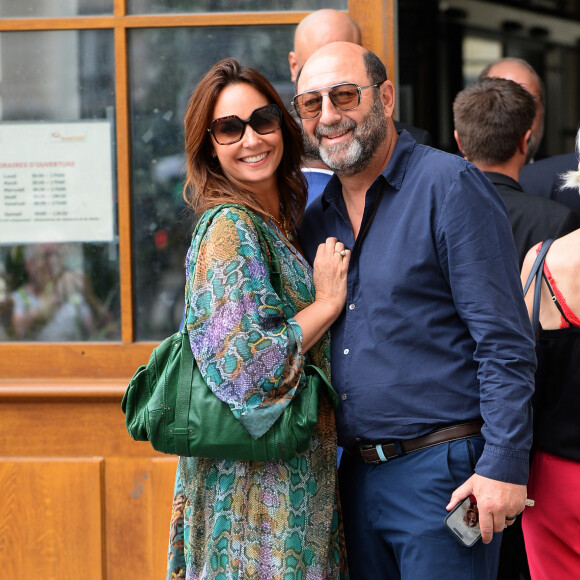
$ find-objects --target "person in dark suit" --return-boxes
[519,151,580,219]
[454,77,580,270]
[481,58,580,218]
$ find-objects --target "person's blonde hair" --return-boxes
[560,127,580,192]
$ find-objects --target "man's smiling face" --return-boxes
[296,43,389,176]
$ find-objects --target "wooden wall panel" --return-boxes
[0,382,162,457]
[105,458,154,578]
[0,386,178,579]
[0,458,104,579]
[104,457,177,579]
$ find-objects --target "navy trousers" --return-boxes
[338,436,502,579]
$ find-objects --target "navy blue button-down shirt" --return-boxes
[299,131,536,484]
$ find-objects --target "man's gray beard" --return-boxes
[302,95,387,177]
[302,131,323,161]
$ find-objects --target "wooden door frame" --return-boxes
[0,1,396,379]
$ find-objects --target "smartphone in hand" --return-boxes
[444,495,481,547]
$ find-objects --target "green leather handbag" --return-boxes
[121,204,338,461]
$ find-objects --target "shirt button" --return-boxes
[343,348,349,355]
[349,303,355,310]
[341,393,347,401]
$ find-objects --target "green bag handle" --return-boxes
[174,204,283,455]
[304,362,339,409]
[174,331,195,455]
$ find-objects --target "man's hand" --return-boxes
[446,473,527,544]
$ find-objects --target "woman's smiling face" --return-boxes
[210,82,284,197]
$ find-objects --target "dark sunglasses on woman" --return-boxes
[208,104,282,145]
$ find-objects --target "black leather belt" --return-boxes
[353,420,484,464]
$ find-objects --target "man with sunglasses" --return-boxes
[296,42,536,580]
[288,9,432,205]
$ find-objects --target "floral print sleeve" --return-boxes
[185,207,305,439]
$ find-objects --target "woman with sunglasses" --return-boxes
[166,58,350,580]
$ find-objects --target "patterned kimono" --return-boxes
[166,206,348,580]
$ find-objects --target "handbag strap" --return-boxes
[185,204,282,318]
[522,238,554,337]
[174,204,283,455]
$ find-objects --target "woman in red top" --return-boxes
[520,128,580,580]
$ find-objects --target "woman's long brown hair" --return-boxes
[183,58,307,229]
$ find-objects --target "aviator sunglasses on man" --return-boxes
[292,81,385,120]
[208,104,282,145]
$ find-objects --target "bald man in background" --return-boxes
[289,9,362,83]
[479,60,580,217]
[486,58,580,218]
[290,9,432,202]
[479,57,545,163]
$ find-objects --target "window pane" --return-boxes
[0,30,121,341]
[0,0,112,17]
[462,36,502,85]
[129,25,296,340]
[128,0,346,14]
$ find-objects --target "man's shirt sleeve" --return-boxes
[436,165,536,484]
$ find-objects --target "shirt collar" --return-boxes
[483,171,523,192]
[320,129,417,209]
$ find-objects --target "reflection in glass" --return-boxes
[129,25,295,340]
[0,30,121,341]
[3,243,118,341]
[0,0,112,18]
[128,0,346,15]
